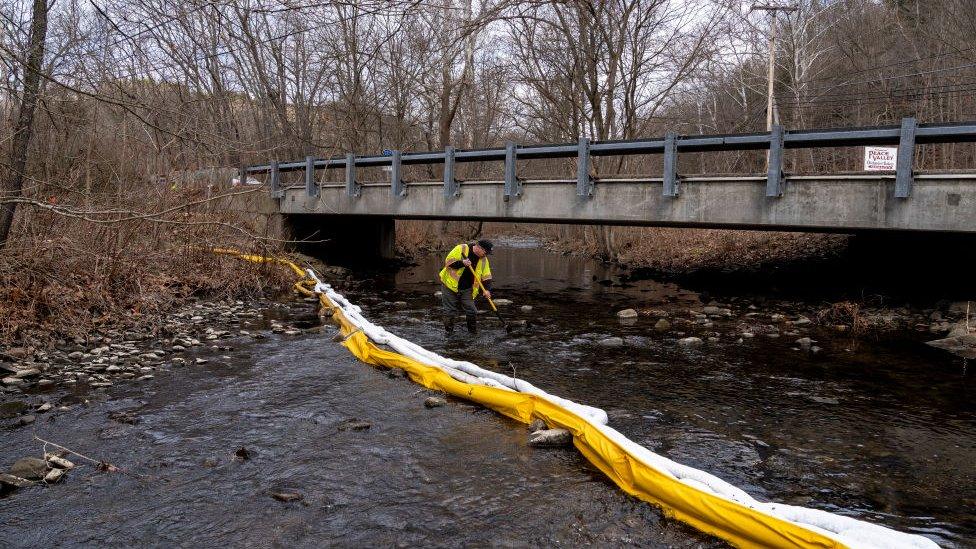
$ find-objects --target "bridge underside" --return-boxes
[280,175,976,235]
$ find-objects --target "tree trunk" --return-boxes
[0,0,49,248]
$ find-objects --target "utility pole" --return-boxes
[751,3,797,131]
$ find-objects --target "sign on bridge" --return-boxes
[863,146,898,171]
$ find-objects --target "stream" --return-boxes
[1,238,973,547]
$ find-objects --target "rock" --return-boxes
[43,468,66,484]
[792,317,812,326]
[434,291,443,297]
[108,411,140,425]
[616,308,638,319]
[0,473,33,489]
[493,299,513,306]
[45,454,75,470]
[234,447,251,461]
[703,306,731,317]
[195,358,208,365]
[741,332,755,338]
[424,396,447,408]
[271,491,303,502]
[67,351,84,360]
[36,402,52,413]
[17,415,35,426]
[0,401,28,419]
[393,301,408,308]
[948,301,972,316]
[596,337,624,348]
[947,322,972,338]
[13,368,40,378]
[528,428,573,448]
[10,457,49,480]
[528,419,547,432]
[520,305,533,313]
[808,396,840,405]
[283,330,302,336]
[338,418,372,431]
[5,347,29,359]
[653,319,671,332]
[36,379,54,388]
[2,376,24,387]
[796,337,813,350]
[678,337,703,347]
[927,334,976,359]
[105,365,123,373]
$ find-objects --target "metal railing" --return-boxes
[244,118,976,201]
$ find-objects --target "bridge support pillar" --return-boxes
[285,214,395,263]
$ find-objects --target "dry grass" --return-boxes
[0,184,291,348]
[816,301,872,336]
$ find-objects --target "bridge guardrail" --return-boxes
[245,118,976,201]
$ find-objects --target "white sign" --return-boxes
[863,146,898,171]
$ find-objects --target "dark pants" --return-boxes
[441,284,478,333]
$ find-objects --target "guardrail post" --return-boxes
[270,160,283,199]
[345,153,360,198]
[391,149,406,197]
[895,117,917,198]
[766,125,785,197]
[577,137,594,198]
[663,131,679,197]
[444,146,460,198]
[504,141,522,201]
[305,155,319,197]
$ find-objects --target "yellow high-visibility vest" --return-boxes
[438,243,492,298]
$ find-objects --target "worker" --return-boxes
[439,239,494,334]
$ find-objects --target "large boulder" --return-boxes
[927,333,976,359]
[0,401,28,419]
[10,457,49,481]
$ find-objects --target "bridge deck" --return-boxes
[277,174,976,233]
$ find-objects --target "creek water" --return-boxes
[1,239,973,548]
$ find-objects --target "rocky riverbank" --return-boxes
[0,295,329,428]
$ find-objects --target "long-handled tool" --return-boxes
[466,263,514,333]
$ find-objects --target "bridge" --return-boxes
[240,118,976,259]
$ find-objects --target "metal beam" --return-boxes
[345,153,359,198]
[766,125,785,197]
[305,155,318,197]
[391,149,405,197]
[270,160,283,199]
[504,141,521,200]
[663,131,679,197]
[444,146,459,198]
[895,117,917,198]
[577,137,593,198]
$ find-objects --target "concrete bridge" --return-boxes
[241,119,976,259]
